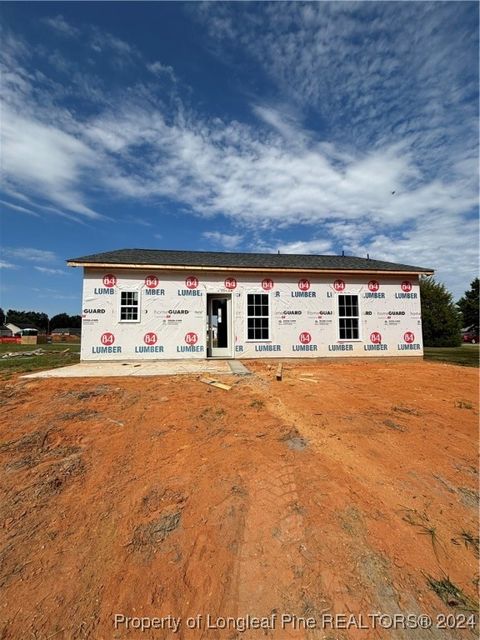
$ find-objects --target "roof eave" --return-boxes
[67,261,434,276]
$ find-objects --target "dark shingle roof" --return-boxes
[67,248,434,274]
[7,322,40,330]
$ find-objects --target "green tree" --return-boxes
[49,313,81,330]
[0,308,5,325]
[420,277,462,347]
[457,278,479,329]
[6,310,49,331]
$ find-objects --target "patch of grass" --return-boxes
[398,507,444,560]
[458,487,480,508]
[0,343,79,354]
[452,531,480,559]
[383,419,405,432]
[0,344,80,375]
[393,405,419,416]
[426,575,478,611]
[424,345,479,368]
[454,400,474,410]
[128,512,181,556]
[199,407,226,420]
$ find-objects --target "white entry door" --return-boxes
[207,295,232,358]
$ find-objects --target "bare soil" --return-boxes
[0,360,478,639]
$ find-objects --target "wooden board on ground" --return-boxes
[276,363,283,381]
[298,377,318,383]
[199,377,231,391]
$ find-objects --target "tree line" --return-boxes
[0,309,82,332]
[0,278,477,345]
[421,277,478,347]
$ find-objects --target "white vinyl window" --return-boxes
[338,294,359,340]
[246,293,270,340]
[120,291,139,321]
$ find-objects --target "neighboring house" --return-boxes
[67,248,434,361]
[5,322,40,336]
[0,325,13,337]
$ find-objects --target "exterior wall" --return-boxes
[80,268,423,360]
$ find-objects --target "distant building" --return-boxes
[51,327,81,336]
[51,327,81,343]
[5,322,40,336]
[0,325,13,337]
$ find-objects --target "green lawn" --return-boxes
[424,344,479,367]
[0,343,81,376]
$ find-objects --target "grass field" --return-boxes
[424,344,479,367]
[0,343,81,375]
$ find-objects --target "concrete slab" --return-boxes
[23,360,232,379]
[228,360,252,375]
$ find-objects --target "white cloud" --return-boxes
[0,199,40,217]
[195,3,478,181]
[1,104,102,219]
[202,231,243,250]
[252,104,306,145]
[90,105,476,233]
[0,261,17,269]
[43,15,79,38]
[0,10,477,297]
[147,61,176,81]
[3,248,57,262]
[276,239,333,255]
[90,27,134,58]
[32,287,78,300]
[43,15,135,61]
[34,266,65,275]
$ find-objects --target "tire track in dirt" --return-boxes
[234,455,306,630]
[259,377,477,640]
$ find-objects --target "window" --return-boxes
[338,294,359,340]
[247,293,269,340]
[120,291,139,321]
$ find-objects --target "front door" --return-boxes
[207,295,232,358]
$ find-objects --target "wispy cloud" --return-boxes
[277,239,333,255]
[32,287,77,300]
[3,248,57,262]
[147,61,176,82]
[1,103,102,219]
[0,199,40,217]
[0,261,17,269]
[34,266,65,275]
[202,231,243,250]
[43,14,136,60]
[42,15,80,38]
[0,5,477,296]
[89,26,135,58]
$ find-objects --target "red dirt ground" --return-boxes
[0,360,478,639]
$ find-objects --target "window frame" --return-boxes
[337,293,361,341]
[245,291,271,342]
[119,290,140,323]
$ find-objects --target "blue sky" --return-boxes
[0,1,478,315]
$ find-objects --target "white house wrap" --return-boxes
[67,249,434,361]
